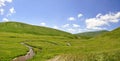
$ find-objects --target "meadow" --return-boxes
[0,22,120,61]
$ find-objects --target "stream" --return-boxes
[12,43,35,61]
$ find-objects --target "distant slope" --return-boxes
[94,27,120,39]
[75,30,109,39]
[52,27,120,61]
[0,22,75,38]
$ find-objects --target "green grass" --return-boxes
[26,27,120,61]
[75,30,109,39]
[0,22,120,61]
[0,32,28,61]
[26,37,120,61]
[0,31,72,61]
[0,22,76,38]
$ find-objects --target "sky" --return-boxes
[0,0,120,34]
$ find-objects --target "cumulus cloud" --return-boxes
[68,17,76,21]
[86,12,120,30]
[78,13,83,18]
[0,8,4,15]
[2,18,10,22]
[40,22,46,26]
[6,0,12,3]
[62,24,70,28]
[53,26,59,29]
[67,28,83,34]
[0,0,15,18]
[0,0,13,7]
[0,0,6,7]
[86,18,108,30]
[7,7,16,16]
[67,14,83,21]
[61,23,82,33]
[96,13,102,18]
[67,28,76,33]
[9,7,15,14]
[72,24,80,28]
[78,29,83,33]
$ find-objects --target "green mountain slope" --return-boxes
[93,27,120,40]
[53,27,120,61]
[75,30,109,39]
[0,21,120,61]
[0,22,75,38]
[103,27,120,37]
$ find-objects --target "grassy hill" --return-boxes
[0,21,120,61]
[25,27,120,61]
[75,30,109,39]
[0,22,75,38]
[95,27,120,39]
[58,27,120,61]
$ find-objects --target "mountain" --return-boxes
[0,22,75,38]
[75,30,109,39]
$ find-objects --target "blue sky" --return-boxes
[0,0,120,33]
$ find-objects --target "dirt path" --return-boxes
[47,56,61,61]
[12,43,35,61]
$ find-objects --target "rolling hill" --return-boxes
[0,22,75,38]
[46,27,120,61]
[92,27,120,40]
[75,30,109,39]
[0,21,120,61]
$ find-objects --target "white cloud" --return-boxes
[78,14,83,18]
[7,7,16,16]
[2,18,10,22]
[0,8,4,15]
[0,0,6,7]
[40,22,46,26]
[86,12,120,30]
[78,29,83,33]
[67,28,83,34]
[0,0,14,17]
[68,17,76,21]
[53,26,59,29]
[6,0,12,3]
[0,0,13,7]
[96,13,102,18]
[9,7,15,14]
[67,28,76,33]
[86,18,108,30]
[73,24,80,28]
[100,12,120,23]
[61,24,82,33]
[62,24,70,28]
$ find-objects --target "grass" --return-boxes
[0,22,75,38]
[0,32,28,61]
[75,30,109,39]
[0,32,72,61]
[26,37,120,61]
[0,22,120,61]
[26,27,120,61]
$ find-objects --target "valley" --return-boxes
[0,22,120,61]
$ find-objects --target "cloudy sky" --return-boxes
[0,0,120,33]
